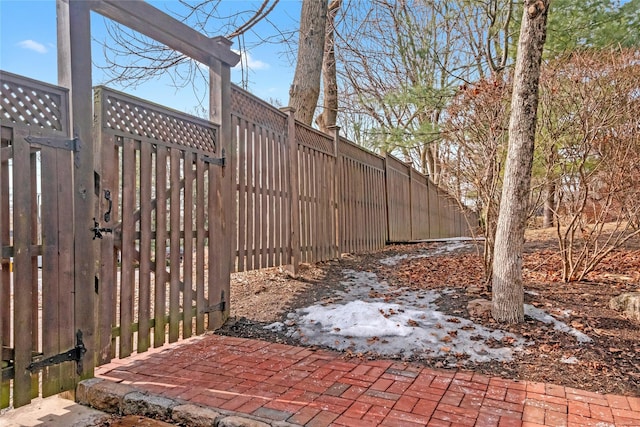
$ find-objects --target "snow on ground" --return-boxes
[268,269,528,364]
[524,305,592,343]
[379,241,473,266]
[267,241,592,365]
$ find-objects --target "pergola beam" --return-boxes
[89,0,240,67]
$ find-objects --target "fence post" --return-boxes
[283,108,300,276]
[329,126,340,257]
[383,154,391,243]
[58,0,96,383]
[409,167,415,241]
[207,40,234,330]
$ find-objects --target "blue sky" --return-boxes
[0,0,299,114]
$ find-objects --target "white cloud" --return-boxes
[17,40,48,54]
[233,50,270,71]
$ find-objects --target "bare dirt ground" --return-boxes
[220,228,640,397]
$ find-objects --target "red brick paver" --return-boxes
[96,335,640,427]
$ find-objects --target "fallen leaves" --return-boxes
[225,236,640,397]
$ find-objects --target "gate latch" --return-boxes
[27,330,87,375]
[91,218,112,240]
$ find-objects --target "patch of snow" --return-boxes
[379,241,472,266]
[525,305,592,343]
[267,266,593,365]
[525,290,540,296]
[561,356,579,364]
[271,269,528,363]
[413,237,484,243]
[264,322,284,332]
[379,254,409,266]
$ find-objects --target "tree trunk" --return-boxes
[289,0,328,125]
[316,0,340,133]
[542,181,554,227]
[492,0,550,323]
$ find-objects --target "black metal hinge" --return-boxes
[202,148,225,167]
[27,330,86,375]
[203,290,226,313]
[25,135,81,168]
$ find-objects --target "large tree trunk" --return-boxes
[492,0,550,323]
[316,0,340,133]
[289,0,328,125]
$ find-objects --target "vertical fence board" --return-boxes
[285,110,299,274]
[137,141,152,353]
[169,148,181,343]
[183,152,194,339]
[110,145,121,359]
[345,159,352,252]
[311,150,318,262]
[195,156,206,335]
[252,126,260,269]
[268,132,276,267]
[119,138,136,358]
[300,148,307,263]
[28,153,38,400]
[274,135,282,265]
[57,144,75,394]
[154,146,168,347]
[236,118,246,272]
[207,162,216,329]
[245,126,255,271]
[12,129,33,407]
[41,146,60,397]
[314,151,321,260]
[97,135,116,365]
[0,133,8,409]
[428,180,439,238]
[329,154,336,258]
[260,127,268,269]
[317,153,323,259]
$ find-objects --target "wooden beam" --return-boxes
[58,0,96,381]
[89,0,240,67]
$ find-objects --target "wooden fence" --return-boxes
[1,71,476,409]
[230,85,478,273]
[1,0,242,410]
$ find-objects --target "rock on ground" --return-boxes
[610,292,640,321]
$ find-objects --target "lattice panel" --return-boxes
[0,72,67,132]
[338,137,385,170]
[296,122,334,156]
[231,85,287,133]
[99,88,217,153]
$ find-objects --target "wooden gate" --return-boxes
[93,87,229,363]
[1,71,83,408]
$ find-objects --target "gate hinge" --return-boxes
[25,135,81,168]
[202,148,225,167]
[203,290,226,313]
[27,330,86,375]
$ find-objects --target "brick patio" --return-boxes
[95,335,640,426]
